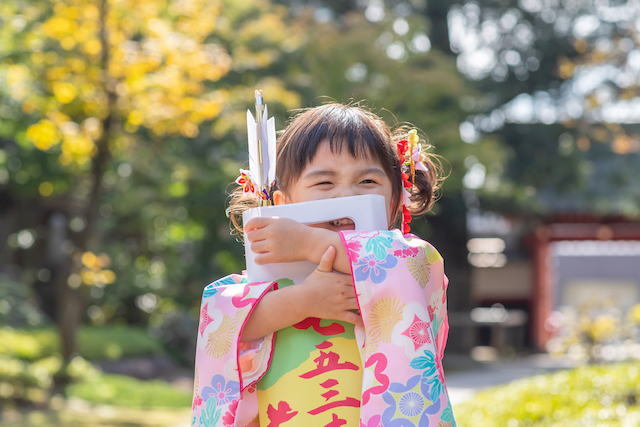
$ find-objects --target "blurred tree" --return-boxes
[298,0,640,216]
[0,0,302,366]
[448,0,640,216]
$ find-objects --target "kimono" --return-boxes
[191,230,456,427]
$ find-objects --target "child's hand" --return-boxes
[300,246,363,327]
[245,217,312,265]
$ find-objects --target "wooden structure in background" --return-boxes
[527,215,640,350]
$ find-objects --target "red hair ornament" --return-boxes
[396,130,427,234]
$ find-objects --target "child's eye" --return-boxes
[361,179,378,185]
[315,181,333,186]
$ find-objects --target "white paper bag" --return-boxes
[243,194,388,283]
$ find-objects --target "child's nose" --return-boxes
[336,186,358,198]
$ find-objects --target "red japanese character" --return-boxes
[299,351,359,379]
[325,413,348,427]
[266,401,298,427]
[294,317,345,336]
[308,397,360,415]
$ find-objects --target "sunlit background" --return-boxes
[1,0,639,425]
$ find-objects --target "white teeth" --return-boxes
[330,218,353,226]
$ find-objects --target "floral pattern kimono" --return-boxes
[191,230,456,427]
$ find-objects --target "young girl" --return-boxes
[192,104,456,427]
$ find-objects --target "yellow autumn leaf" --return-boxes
[26,120,61,151]
[52,81,78,104]
[80,269,95,285]
[101,270,116,284]
[81,251,99,270]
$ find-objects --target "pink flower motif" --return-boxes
[361,415,382,427]
[401,314,432,351]
[199,303,213,336]
[428,305,435,322]
[346,240,362,263]
[192,394,203,411]
[393,247,419,258]
[222,399,239,426]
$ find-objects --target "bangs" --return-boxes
[277,104,397,186]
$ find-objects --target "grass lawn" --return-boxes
[0,407,191,427]
[453,360,640,426]
[0,326,192,426]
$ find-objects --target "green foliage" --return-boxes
[291,12,482,195]
[454,362,640,426]
[0,328,58,361]
[0,275,49,328]
[0,327,184,409]
[66,374,191,409]
[0,355,98,405]
[0,408,191,427]
[77,327,164,361]
[0,327,163,361]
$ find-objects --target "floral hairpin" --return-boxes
[236,169,256,195]
[396,130,428,234]
[235,169,272,202]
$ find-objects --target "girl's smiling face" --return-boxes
[273,139,395,232]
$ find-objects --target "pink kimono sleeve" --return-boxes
[431,269,450,362]
[191,273,277,427]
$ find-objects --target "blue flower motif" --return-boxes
[399,391,425,417]
[410,350,444,402]
[353,254,398,284]
[200,374,239,406]
[365,235,394,260]
[214,275,238,286]
[199,397,221,426]
[381,374,442,427]
[441,401,454,423]
[202,285,217,299]
[409,350,437,378]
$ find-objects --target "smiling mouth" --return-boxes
[329,218,354,227]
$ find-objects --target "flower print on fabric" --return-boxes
[192,394,203,411]
[365,234,395,260]
[201,374,240,406]
[401,314,432,351]
[406,245,442,289]
[410,350,445,403]
[361,414,382,427]
[440,400,455,426]
[199,303,214,337]
[205,314,242,358]
[362,353,390,405]
[354,254,398,284]
[369,298,406,344]
[346,239,363,263]
[351,230,381,239]
[394,247,419,259]
[198,397,222,427]
[213,275,239,286]
[381,374,442,427]
[202,285,218,299]
[222,399,239,427]
[406,247,431,289]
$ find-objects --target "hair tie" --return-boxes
[396,130,427,234]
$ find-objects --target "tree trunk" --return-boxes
[56,0,114,370]
[424,0,454,55]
